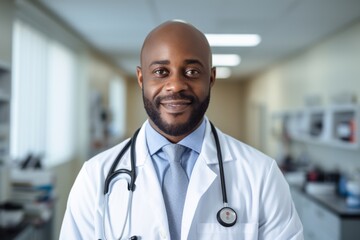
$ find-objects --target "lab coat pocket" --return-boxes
[197,222,258,240]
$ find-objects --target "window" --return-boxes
[11,20,77,167]
[109,77,126,138]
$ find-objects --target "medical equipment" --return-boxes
[101,122,237,239]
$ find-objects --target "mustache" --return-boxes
[155,92,195,105]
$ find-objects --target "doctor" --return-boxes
[60,20,303,240]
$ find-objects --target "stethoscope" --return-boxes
[100,122,237,240]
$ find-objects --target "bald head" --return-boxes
[140,21,212,68]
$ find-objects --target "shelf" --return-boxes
[0,59,11,159]
[280,104,359,150]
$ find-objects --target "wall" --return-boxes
[207,80,246,141]
[243,20,360,173]
[124,77,147,138]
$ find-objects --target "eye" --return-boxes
[153,68,169,77]
[185,69,200,78]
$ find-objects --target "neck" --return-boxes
[148,118,203,143]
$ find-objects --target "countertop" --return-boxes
[292,185,360,219]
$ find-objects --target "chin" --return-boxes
[157,114,200,137]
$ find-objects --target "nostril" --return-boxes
[165,79,188,92]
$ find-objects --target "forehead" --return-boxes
[141,23,211,67]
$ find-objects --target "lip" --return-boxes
[160,99,191,113]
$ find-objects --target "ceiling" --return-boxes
[37,0,360,80]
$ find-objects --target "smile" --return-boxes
[160,100,191,113]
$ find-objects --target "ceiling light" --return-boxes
[206,34,261,47]
[216,67,232,79]
[212,54,241,66]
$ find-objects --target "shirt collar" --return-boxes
[145,119,206,155]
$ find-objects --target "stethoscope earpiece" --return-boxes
[217,206,237,227]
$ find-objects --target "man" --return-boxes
[60,20,303,240]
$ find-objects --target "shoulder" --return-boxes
[214,128,280,187]
[83,138,132,176]
[218,129,275,166]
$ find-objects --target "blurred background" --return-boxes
[1,0,360,239]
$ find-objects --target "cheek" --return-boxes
[143,82,163,99]
[193,84,210,100]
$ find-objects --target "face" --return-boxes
[137,23,216,142]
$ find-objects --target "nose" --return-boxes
[165,73,188,92]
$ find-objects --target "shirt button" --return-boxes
[159,228,167,239]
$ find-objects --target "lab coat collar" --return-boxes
[201,117,235,164]
[133,120,151,167]
[132,117,237,167]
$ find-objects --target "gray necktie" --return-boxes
[162,144,188,240]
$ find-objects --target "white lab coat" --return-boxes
[60,118,303,240]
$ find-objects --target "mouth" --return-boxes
[160,99,192,114]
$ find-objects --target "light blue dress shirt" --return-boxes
[145,119,206,186]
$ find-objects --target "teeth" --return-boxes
[163,101,183,104]
[167,103,183,107]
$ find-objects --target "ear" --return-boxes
[136,66,143,89]
[210,67,216,88]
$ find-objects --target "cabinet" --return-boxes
[282,105,359,149]
[0,217,53,240]
[0,61,11,159]
[291,188,360,240]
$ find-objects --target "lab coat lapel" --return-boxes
[181,119,234,239]
[131,123,170,236]
[133,154,169,231]
[181,153,217,240]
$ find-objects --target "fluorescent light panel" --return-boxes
[212,54,240,66]
[216,67,232,79]
[206,34,261,47]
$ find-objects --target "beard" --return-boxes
[143,88,210,137]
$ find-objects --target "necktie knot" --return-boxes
[162,144,187,164]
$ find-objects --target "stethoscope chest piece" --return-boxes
[217,207,237,227]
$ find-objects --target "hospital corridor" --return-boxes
[1,0,360,239]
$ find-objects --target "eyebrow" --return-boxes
[149,60,170,67]
[148,59,205,68]
[184,59,204,68]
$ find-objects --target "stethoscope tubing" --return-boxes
[209,122,228,204]
[104,128,140,194]
[102,175,135,240]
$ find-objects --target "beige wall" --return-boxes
[207,80,246,141]
[243,20,360,173]
[125,77,147,138]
